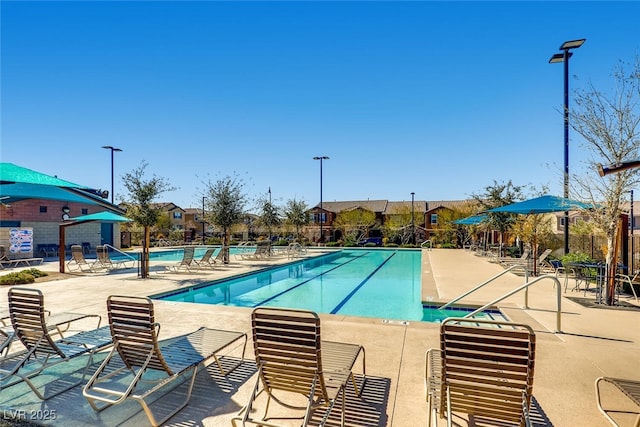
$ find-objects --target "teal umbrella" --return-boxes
[488,195,593,275]
[69,212,132,223]
[488,195,593,214]
[453,214,489,225]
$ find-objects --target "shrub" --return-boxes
[325,241,341,247]
[206,237,222,245]
[24,268,49,279]
[440,243,457,249]
[384,243,399,247]
[0,268,48,286]
[0,271,36,286]
[560,252,595,265]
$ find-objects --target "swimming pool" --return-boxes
[153,249,505,323]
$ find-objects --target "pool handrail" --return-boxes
[462,274,562,333]
[438,264,526,310]
[421,240,432,250]
[102,244,138,263]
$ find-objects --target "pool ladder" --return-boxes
[438,264,563,333]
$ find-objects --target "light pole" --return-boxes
[631,190,635,274]
[549,38,586,255]
[101,146,122,204]
[268,187,272,243]
[411,192,415,245]
[201,196,207,245]
[313,156,329,244]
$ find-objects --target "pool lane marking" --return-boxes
[330,251,396,314]
[250,251,369,307]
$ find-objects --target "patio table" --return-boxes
[568,263,606,302]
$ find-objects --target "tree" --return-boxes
[203,174,248,263]
[333,208,377,244]
[283,198,309,241]
[121,162,176,278]
[448,201,482,248]
[570,57,640,305]
[383,205,414,245]
[505,186,554,258]
[471,180,525,253]
[153,212,172,238]
[257,194,281,242]
[433,208,463,247]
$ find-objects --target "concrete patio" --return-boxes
[1,248,639,426]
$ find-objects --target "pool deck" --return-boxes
[1,247,639,426]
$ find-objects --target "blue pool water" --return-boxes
[152,249,505,323]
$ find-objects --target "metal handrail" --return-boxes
[462,274,562,333]
[438,264,527,310]
[103,244,137,262]
[421,240,432,250]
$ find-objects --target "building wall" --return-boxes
[1,199,103,223]
[0,199,121,257]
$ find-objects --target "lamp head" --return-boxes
[549,52,571,64]
[560,39,586,50]
[101,146,123,152]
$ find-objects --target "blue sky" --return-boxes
[2,1,639,211]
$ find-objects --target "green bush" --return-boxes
[0,271,36,286]
[24,268,49,279]
[384,243,399,247]
[560,252,595,265]
[505,246,521,257]
[0,268,48,286]
[325,241,340,247]
[440,243,457,249]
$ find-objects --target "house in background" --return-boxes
[308,200,388,243]
[424,200,473,241]
[149,202,186,231]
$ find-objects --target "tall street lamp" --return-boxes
[549,38,586,255]
[101,146,122,204]
[631,190,635,274]
[201,196,207,245]
[268,187,272,243]
[411,192,415,245]
[313,156,329,244]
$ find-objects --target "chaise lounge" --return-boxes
[425,317,536,427]
[232,307,366,427]
[82,295,247,426]
[0,288,112,400]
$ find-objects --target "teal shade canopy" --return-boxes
[487,195,594,214]
[453,214,488,225]
[69,212,132,223]
[0,163,86,188]
[0,163,121,212]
